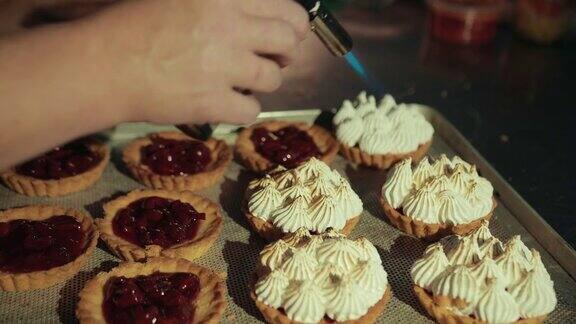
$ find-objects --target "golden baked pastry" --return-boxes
[76,257,226,324]
[0,205,98,291]
[122,131,231,191]
[97,189,222,262]
[1,138,109,197]
[235,120,339,173]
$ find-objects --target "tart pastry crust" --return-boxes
[340,140,432,170]
[380,197,496,241]
[97,189,222,262]
[76,257,226,324]
[0,205,98,291]
[122,131,231,191]
[413,285,546,324]
[244,208,361,241]
[1,138,109,197]
[250,274,392,324]
[235,120,339,173]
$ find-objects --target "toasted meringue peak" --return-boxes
[431,154,453,176]
[509,270,557,318]
[309,195,345,232]
[530,250,552,283]
[295,157,332,181]
[354,237,382,264]
[436,190,475,225]
[469,256,508,289]
[446,235,481,266]
[382,158,413,208]
[275,169,295,189]
[431,265,480,306]
[325,275,371,321]
[281,249,318,281]
[248,185,283,221]
[478,237,504,260]
[402,186,440,224]
[282,280,326,323]
[255,270,289,308]
[495,242,532,288]
[472,221,493,244]
[260,240,291,270]
[474,278,520,323]
[317,237,361,271]
[504,235,533,262]
[413,157,433,189]
[411,244,451,290]
[284,227,312,247]
[248,174,277,191]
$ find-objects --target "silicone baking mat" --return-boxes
[0,109,575,323]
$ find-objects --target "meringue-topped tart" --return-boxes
[411,222,557,323]
[244,158,363,241]
[333,92,433,169]
[380,154,497,240]
[251,228,392,324]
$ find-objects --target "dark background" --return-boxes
[260,0,576,248]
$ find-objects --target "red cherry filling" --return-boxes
[0,216,86,273]
[112,197,205,249]
[15,140,102,180]
[250,126,321,169]
[141,137,212,176]
[103,272,200,324]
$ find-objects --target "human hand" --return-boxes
[86,0,310,125]
[0,0,118,34]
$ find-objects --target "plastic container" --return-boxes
[426,0,507,45]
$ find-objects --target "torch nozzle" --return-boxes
[298,0,352,57]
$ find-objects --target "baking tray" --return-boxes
[0,107,575,323]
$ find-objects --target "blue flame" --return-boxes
[344,51,386,96]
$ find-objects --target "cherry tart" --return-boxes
[76,258,226,324]
[0,205,98,291]
[235,120,339,173]
[97,189,222,262]
[123,132,231,191]
[1,138,109,197]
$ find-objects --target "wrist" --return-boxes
[71,18,138,125]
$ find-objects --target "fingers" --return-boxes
[242,16,299,63]
[239,0,310,40]
[228,53,283,93]
[189,90,261,124]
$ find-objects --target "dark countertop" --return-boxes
[259,1,576,248]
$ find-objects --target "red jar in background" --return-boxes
[426,0,508,45]
[516,0,568,44]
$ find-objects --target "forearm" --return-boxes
[0,20,127,169]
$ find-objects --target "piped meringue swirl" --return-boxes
[381,154,495,225]
[255,229,389,322]
[334,92,434,154]
[246,158,363,235]
[411,223,557,322]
